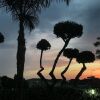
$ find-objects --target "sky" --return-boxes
[0,0,100,80]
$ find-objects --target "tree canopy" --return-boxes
[76,51,95,63]
[63,48,79,58]
[54,21,83,42]
[37,39,51,51]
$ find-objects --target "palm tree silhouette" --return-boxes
[75,51,95,80]
[61,48,79,80]
[49,21,83,79]
[94,37,100,59]
[0,0,71,80]
[0,32,4,43]
[37,39,51,76]
[0,0,40,79]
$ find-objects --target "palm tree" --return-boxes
[0,0,40,79]
[36,39,51,76]
[75,51,95,80]
[0,32,4,43]
[0,0,71,79]
[49,21,83,79]
[61,48,79,80]
[94,37,100,59]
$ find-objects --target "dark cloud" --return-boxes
[36,0,100,40]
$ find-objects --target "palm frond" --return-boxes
[55,0,71,5]
[0,0,71,32]
[24,14,39,31]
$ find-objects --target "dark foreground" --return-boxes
[0,79,100,100]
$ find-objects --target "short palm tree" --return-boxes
[49,21,83,79]
[37,39,51,76]
[75,51,95,80]
[0,32,4,43]
[61,48,79,80]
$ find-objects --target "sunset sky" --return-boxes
[0,0,100,80]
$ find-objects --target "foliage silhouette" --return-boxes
[14,74,29,89]
[61,48,79,80]
[0,32,4,43]
[1,76,14,89]
[36,72,50,88]
[94,37,100,59]
[36,39,51,76]
[75,51,95,80]
[49,21,83,79]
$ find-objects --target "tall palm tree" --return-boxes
[36,39,51,76]
[0,0,71,79]
[0,32,4,43]
[75,51,95,80]
[2,0,38,79]
[49,21,83,79]
[61,48,79,80]
[94,37,100,59]
[0,0,40,79]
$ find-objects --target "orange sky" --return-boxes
[24,58,100,80]
[23,37,100,80]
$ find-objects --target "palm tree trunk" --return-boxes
[75,63,86,80]
[37,50,44,75]
[49,38,70,79]
[17,20,26,79]
[61,58,73,80]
